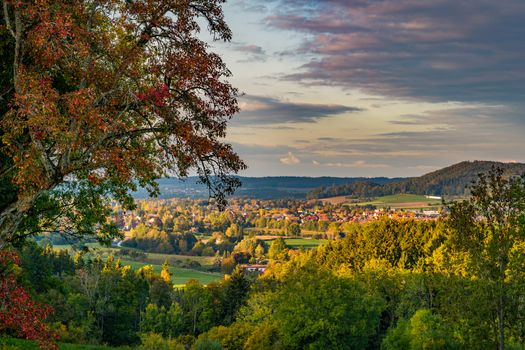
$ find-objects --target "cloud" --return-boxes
[231,43,268,62]
[234,44,266,55]
[234,95,363,125]
[313,159,389,168]
[228,102,525,176]
[280,152,301,165]
[264,0,525,103]
[289,103,525,169]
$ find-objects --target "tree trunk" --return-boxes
[499,290,505,350]
[498,252,505,350]
[193,308,197,335]
[0,194,39,247]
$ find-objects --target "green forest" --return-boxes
[1,168,525,350]
[307,161,525,199]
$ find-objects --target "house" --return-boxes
[240,264,267,273]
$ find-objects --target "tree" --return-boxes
[268,238,288,261]
[447,167,525,350]
[254,244,265,259]
[240,264,385,349]
[204,323,254,350]
[160,259,172,284]
[179,279,214,335]
[225,223,242,239]
[382,309,457,350]
[0,0,245,247]
[192,336,223,350]
[140,303,164,335]
[286,223,301,237]
[221,267,251,325]
[0,250,57,349]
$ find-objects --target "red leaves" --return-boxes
[0,251,58,350]
[26,1,86,68]
[1,0,246,226]
[136,84,170,107]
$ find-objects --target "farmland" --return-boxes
[53,244,221,286]
[1,338,128,349]
[253,236,328,249]
[353,193,442,209]
[118,259,221,286]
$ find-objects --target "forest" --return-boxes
[307,161,525,199]
[1,168,525,350]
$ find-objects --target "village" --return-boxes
[112,197,443,236]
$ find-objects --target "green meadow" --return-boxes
[1,338,129,350]
[52,244,222,286]
[119,259,221,286]
[283,238,328,249]
[355,193,442,209]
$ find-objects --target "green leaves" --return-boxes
[445,167,525,349]
[239,264,385,349]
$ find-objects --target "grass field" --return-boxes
[318,195,351,205]
[1,338,129,349]
[53,244,215,267]
[255,236,327,249]
[119,259,221,286]
[354,193,442,209]
[145,252,215,266]
[284,238,328,249]
[245,227,324,237]
[52,245,222,286]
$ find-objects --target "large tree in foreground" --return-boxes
[447,167,525,350]
[0,0,245,246]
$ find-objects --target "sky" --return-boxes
[209,0,525,177]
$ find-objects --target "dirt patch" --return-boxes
[318,196,350,205]
[255,235,281,240]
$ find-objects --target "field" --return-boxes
[50,232,327,288]
[284,238,328,249]
[318,195,351,205]
[253,236,328,249]
[1,338,128,349]
[353,194,442,209]
[119,259,221,286]
[245,227,324,237]
[53,244,221,286]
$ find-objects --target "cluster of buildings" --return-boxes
[111,198,443,235]
[256,207,442,225]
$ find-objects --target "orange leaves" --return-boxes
[26,1,88,69]
[1,0,245,240]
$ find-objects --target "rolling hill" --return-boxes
[307,161,525,200]
[132,176,403,200]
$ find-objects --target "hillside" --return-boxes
[307,161,525,199]
[132,176,403,200]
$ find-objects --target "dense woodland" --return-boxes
[1,168,525,350]
[307,161,525,199]
[133,176,401,200]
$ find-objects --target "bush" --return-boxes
[191,336,223,350]
[139,333,184,350]
[381,309,458,350]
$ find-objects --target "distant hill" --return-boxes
[132,176,403,200]
[307,161,525,200]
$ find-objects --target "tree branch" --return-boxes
[2,1,15,38]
